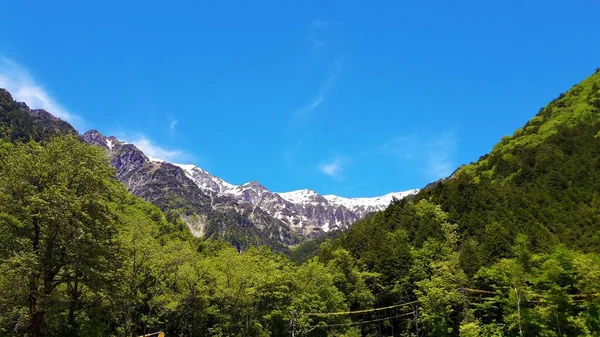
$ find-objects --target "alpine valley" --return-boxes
[2,68,600,337]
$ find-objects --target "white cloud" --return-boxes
[381,131,457,180]
[319,157,344,180]
[0,56,83,129]
[125,134,190,163]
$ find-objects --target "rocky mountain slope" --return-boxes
[164,153,417,234]
[83,131,417,237]
[82,129,300,251]
[0,88,77,142]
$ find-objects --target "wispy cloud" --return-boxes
[283,137,305,166]
[293,19,341,123]
[319,157,345,180]
[0,56,84,130]
[425,133,458,180]
[123,134,192,163]
[283,20,345,170]
[307,20,331,53]
[290,57,342,125]
[169,118,178,132]
[309,97,324,110]
[381,131,458,180]
[285,68,338,167]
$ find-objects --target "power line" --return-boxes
[309,311,415,329]
[305,287,598,333]
[306,300,418,317]
[463,287,600,299]
[463,287,495,295]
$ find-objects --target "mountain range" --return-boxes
[81,129,417,249]
[1,85,419,251]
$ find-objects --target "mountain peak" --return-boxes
[83,129,103,136]
[29,109,60,121]
[324,189,419,216]
[242,180,266,189]
[277,189,322,204]
[82,129,108,148]
[0,88,15,111]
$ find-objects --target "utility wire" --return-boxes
[463,288,600,298]
[309,312,415,329]
[306,289,598,321]
[306,300,418,317]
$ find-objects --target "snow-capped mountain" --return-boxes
[84,130,418,237]
[323,190,419,218]
[176,164,237,194]
[83,130,300,252]
[172,162,418,233]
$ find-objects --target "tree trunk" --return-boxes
[67,278,81,336]
[515,287,523,337]
[29,311,45,337]
[29,217,45,337]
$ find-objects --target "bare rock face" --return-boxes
[162,145,418,235]
[82,130,299,252]
[82,130,418,248]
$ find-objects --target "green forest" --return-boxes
[1,69,600,337]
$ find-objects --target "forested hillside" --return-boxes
[329,69,600,335]
[0,70,600,336]
[419,68,600,260]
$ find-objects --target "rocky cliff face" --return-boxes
[175,162,418,235]
[85,133,417,236]
[83,130,418,246]
[82,130,299,252]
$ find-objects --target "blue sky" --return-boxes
[1,1,599,197]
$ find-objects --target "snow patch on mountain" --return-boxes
[174,162,418,232]
[324,189,419,210]
[88,132,418,235]
[106,138,115,151]
[277,189,321,204]
[174,163,237,194]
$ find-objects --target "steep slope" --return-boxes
[0,89,76,142]
[365,68,600,264]
[175,163,418,234]
[177,164,345,233]
[423,69,600,252]
[275,189,359,232]
[84,130,301,251]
